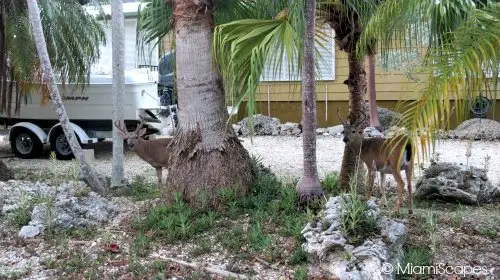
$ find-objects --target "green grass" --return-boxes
[132,232,152,257]
[340,186,379,244]
[135,157,313,265]
[321,172,340,195]
[289,247,308,265]
[122,175,161,201]
[293,267,308,280]
[398,246,432,279]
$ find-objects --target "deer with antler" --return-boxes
[337,109,414,214]
[114,120,173,188]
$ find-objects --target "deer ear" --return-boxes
[138,128,147,137]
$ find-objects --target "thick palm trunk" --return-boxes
[339,51,367,189]
[168,0,252,208]
[368,54,380,128]
[27,0,104,194]
[111,0,125,187]
[297,0,323,202]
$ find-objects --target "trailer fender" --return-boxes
[48,123,91,144]
[10,122,48,144]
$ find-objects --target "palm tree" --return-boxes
[1,0,105,117]
[214,0,382,191]
[111,0,125,187]
[26,0,104,194]
[297,0,324,202]
[138,0,255,207]
[357,0,500,158]
[367,52,380,128]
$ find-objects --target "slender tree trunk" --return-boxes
[168,0,252,208]
[297,0,323,202]
[26,0,104,194]
[111,0,125,187]
[339,51,367,190]
[368,54,380,128]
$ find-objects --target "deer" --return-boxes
[337,108,414,214]
[114,120,173,188]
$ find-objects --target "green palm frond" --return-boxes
[136,0,172,54]
[386,3,500,159]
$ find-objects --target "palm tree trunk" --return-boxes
[26,0,104,194]
[111,0,125,187]
[368,54,380,128]
[339,51,367,190]
[297,0,323,203]
[168,0,252,208]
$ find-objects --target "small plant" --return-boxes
[451,204,464,228]
[322,172,340,195]
[49,151,57,162]
[293,267,308,280]
[400,246,432,279]
[421,211,439,252]
[132,232,152,257]
[189,238,213,257]
[289,247,308,265]
[340,179,379,244]
[69,159,80,181]
[124,175,161,201]
[483,155,491,173]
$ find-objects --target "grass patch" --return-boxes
[340,186,379,244]
[132,232,152,257]
[399,246,433,279]
[289,247,308,265]
[136,157,314,265]
[322,172,340,195]
[293,267,308,280]
[121,175,161,201]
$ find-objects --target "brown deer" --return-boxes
[114,120,173,188]
[337,109,414,214]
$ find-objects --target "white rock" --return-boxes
[19,225,41,239]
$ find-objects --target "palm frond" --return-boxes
[394,3,500,159]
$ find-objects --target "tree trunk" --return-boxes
[167,0,252,208]
[368,54,380,128]
[26,0,104,194]
[297,0,323,203]
[339,51,367,190]
[111,0,125,187]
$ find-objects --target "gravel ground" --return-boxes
[1,134,499,186]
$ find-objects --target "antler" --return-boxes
[114,120,129,138]
[336,107,347,125]
[134,119,145,134]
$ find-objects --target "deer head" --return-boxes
[114,120,147,150]
[337,108,367,145]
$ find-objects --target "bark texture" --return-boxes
[326,7,368,190]
[167,0,252,208]
[111,0,125,187]
[297,0,323,203]
[27,0,104,194]
[368,54,380,128]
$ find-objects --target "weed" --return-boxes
[293,267,308,280]
[289,247,308,265]
[189,238,213,257]
[132,232,152,257]
[451,205,464,228]
[69,160,80,181]
[9,203,32,228]
[477,225,497,238]
[124,175,161,201]
[219,226,246,254]
[421,211,439,252]
[340,180,379,244]
[322,172,340,195]
[399,246,432,279]
[249,222,270,252]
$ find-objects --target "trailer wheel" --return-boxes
[49,128,80,160]
[10,127,43,159]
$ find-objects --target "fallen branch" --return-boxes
[254,257,278,270]
[163,257,248,279]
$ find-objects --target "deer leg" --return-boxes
[404,164,413,215]
[391,165,405,213]
[379,172,387,208]
[156,167,163,189]
[366,164,375,200]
